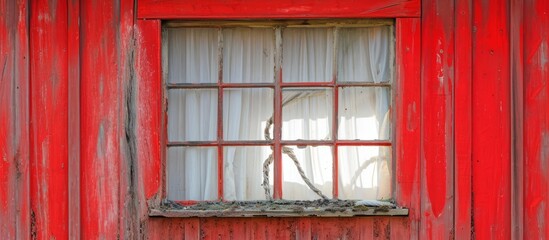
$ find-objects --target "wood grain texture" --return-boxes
[134,19,163,239]
[80,0,121,236]
[135,19,162,202]
[80,0,138,238]
[137,0,420,19]
[146,217,412,239]
[118,0,139,239]
[0,0,30,239]
[420,0,455,238]
[524,0,549,238]
[29,0,69,239]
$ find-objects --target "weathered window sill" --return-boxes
[149,200,409,218]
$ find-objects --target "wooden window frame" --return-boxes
[135,0,421,218]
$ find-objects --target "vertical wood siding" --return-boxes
[0,1,30,239]
[454,0,473,238]
[134,18,162,208]
[472,0,512,238]
[29,0,69,239]
[394,18,421,240]
[0,0,549,239]
[420,0,455,238]
[79,0,137,238]
[80,0,121,237]
[524,0,549,238]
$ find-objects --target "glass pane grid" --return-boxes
[166,25,393,201]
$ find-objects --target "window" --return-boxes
[164,20,394,203]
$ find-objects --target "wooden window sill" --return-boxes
[149,200,409,218]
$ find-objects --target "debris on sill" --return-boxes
[152,199,407,217]
[354,200,395,207]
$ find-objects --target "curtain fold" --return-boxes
[222,28,275,200]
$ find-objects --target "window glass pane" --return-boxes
[223,28,275,83]
[168,28,218,84]
[282,146,333,200]
[282,88,333,140]
[167,147,218,200]
[168,89,217,141]
[223,88,273,141]
[338,87,391,140]
[164,22,394,202]
[223,146,272,201]
[282,28,334,82]
[338,146,392,200]
[337,27,391,83]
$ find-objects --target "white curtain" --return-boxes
[167,28,219,200]
[336,27,392,200]
[167,26,392,201]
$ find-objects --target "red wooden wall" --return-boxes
[0,0,548,239]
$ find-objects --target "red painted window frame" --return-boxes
[134,0,421,213]
[137,0,420,19]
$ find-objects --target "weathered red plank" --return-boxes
[420,0,455,238]
[358,218,375,238]
[372,218,391,239]
[80,0,137,238]
[134,19,163,238]
[296,218,312,239]
[0,0,30,239]
[135,19,162,203]
[137,0,420,19]
[147,218,186,239]
[146,218,401,239]
[80,1,120,236]
[524,0,549,238]
[472,0,512,238]
[389,218,412,240]
[454,0,472,238]
[394,18,421,240]
[67,0,81,238]
[29,0,69,239]
[510,0,524,238]
[184,219,200,240]
[309,218,355,239]
[118,0,139,239]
